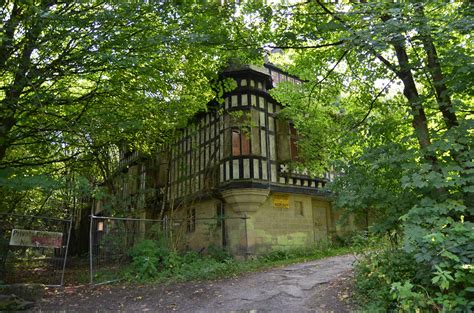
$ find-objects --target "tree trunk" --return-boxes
[0,3,47,163]
[414,4,472,209]
[390,38,437,165]
[415,4,458,129]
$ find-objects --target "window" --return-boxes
[232,128,250,156]
[295,201,304,216]
[290,124,298,161]
[187,208,196,233]
[232,129,240,155]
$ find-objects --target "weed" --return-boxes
[124,240,356,283]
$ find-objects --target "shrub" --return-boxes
[261,249,292,262]
[128,238,169,261]
[207,245,231,262]
[355,200,474,312]
[127,239,169,281]
[162,251,183,272]
[124,240,355,283]
[401,202,474,312]
[181,250,200,264]
[354,249,430,312]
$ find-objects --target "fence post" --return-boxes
[60,218,73,286]
[89,214,94,285]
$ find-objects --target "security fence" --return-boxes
[89,214,248,285]
[0,213,72,287]
[89,215,163,285]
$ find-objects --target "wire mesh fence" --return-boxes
[89,214,248,285]
[0,213,72,287]
[89,215,164,285]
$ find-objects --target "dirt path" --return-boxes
[37,254,356,312]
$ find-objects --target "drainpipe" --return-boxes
[220,202,226,249]
[244,213,248,260]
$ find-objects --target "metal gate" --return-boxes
[0,213,72,287]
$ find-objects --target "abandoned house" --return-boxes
[95,63,363,257]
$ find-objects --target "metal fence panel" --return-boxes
[89,215,165,285]
[89,214,248,285]
[0,213,72,287]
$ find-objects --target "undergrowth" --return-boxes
[353,218,474,312]
[121,239,356,283]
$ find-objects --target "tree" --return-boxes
[241,1,473,310]
[0,4,260,265]
[247,0,473,213]
[1,2,239,168]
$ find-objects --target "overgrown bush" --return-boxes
[125,240,354,282]
[354,206,474,312]
[260,243,352,263]
[261,247,318,262]
[207,245,231,262]
[126,241,237,281]
[354,249,430,312]
[261,249,294,262]
[397,200,474,312]
[127,239,169,281]
[334,230,387,252]
[128,238,169,261]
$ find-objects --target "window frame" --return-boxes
[289,123,299,161]
[231,127,251,157]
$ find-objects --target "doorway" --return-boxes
[311,200,329,242]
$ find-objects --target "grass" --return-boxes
[123,244,357,284]
[70,235,372,285]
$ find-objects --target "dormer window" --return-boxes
[232,127,250,156]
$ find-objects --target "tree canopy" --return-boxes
[0,1,472,309]
[257,2,472,309]
[0,1,257,215]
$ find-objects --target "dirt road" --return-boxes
[37,254,356,312]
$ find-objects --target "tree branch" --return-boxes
[267,40,344,50]
[350,76,396,131]
[315,0,401,78]
[307,49,350,106]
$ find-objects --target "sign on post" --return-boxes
[9,229,63,248]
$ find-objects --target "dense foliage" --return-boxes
[121,239,353,283]
[0,1,259,217]
[256,1,473,311]
[1,1,472,310]
[354,249,430,311]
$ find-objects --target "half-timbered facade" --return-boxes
[103,63,362,257]
[167,64,334,201]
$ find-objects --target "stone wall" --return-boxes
[248,193,315,254]
[181,199,224,252]
[173,190,362,257]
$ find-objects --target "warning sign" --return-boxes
[9,229,63,248]
[273,194,289,209]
